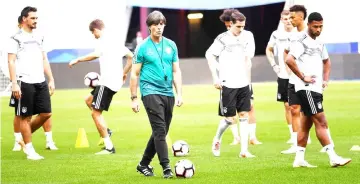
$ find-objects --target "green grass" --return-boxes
[1,82,360,184]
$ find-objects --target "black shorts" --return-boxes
[296,90,324,116]
[288,83,301,106]
[277,78,289,102]
[12,81,51,116]
[218,85,251,117]
[92,85,116,111]
[90,88,95,95]
[249,84,254,100]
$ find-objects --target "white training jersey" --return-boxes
[95,34,132,92]
[206,30,255,88]
[7,29,46,83]
[287,27,307,84]
[288,32,329,94]
[267,29,292,79]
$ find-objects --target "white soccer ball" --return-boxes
[172,140,189,157]
[174,159,195,178]
[84,72,100,88]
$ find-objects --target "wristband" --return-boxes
[131,95,137,100]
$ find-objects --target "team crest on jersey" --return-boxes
[22,107,27,113]
[165,47,172,54]
[223,107,227,114]
[304,47,322,56]
[10,99,15,105]
[317,102,322,109]
[277,93,281,99]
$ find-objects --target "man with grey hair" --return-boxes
[130,10,183,178]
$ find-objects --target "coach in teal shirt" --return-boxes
[129,10,183,179]
[134,36,178,97]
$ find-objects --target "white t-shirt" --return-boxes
[267,29,292,79]
[7,29,46,83]
[95,35,132,92]
[288,32,329,94]
[206,30,255,88]
[287,27,307,84]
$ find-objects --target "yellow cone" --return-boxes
[166,134,172,148]
[350,145,360,151]
[75,128,89,148]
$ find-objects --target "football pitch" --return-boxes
[1,82,360,184]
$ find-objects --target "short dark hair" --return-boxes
[308,12,323,23]
[19,6,37,23]
[219,9,239,22]
[146,10,166,27]
[89,19,105,31]
[290,5,307,20]
[230,11,246,23]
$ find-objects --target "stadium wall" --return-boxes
[51,54,360,89]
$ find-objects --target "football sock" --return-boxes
[295,146,306,161]
[45,131,53,143]
[103,136,114,150]
[214,119,231,141]
[249,123,256,140]
[324,144,338,160]
[230,124,240,140]
[239,118,249,153]
[14,132,22,142]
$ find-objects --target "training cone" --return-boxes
[75,128,89,148]
[350,145,360,151]
[166,134,172,148]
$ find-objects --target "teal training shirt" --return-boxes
[134,36,179,97]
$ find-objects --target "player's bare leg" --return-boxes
[42,118,58,150]
[86,94,113,146]
[229,116,240,145]
[302,112,312,144]
[92,109,115,155]
[293,115,316,167]
[284,102,293,143]
[320,127,334,152]
[12,116,24,151]
[312,113,351,167]
[249,102,262,145]
[239,111,255,158]
[85,94,93,110]
[30,113,51,133]
[212,117,234,156]
[21,114,49,160]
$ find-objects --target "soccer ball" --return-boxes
[172,140,189,157]
[174,159,195,178]
[84,72,100,88]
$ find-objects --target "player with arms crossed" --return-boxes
[266,10,293,144]
[206,11,255,158]
[130,11,183,178]
[8,6,55,160]
[219,9,261,145]
[11,13,58,152]
[286,12,351,167]
[69,19,133,155]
